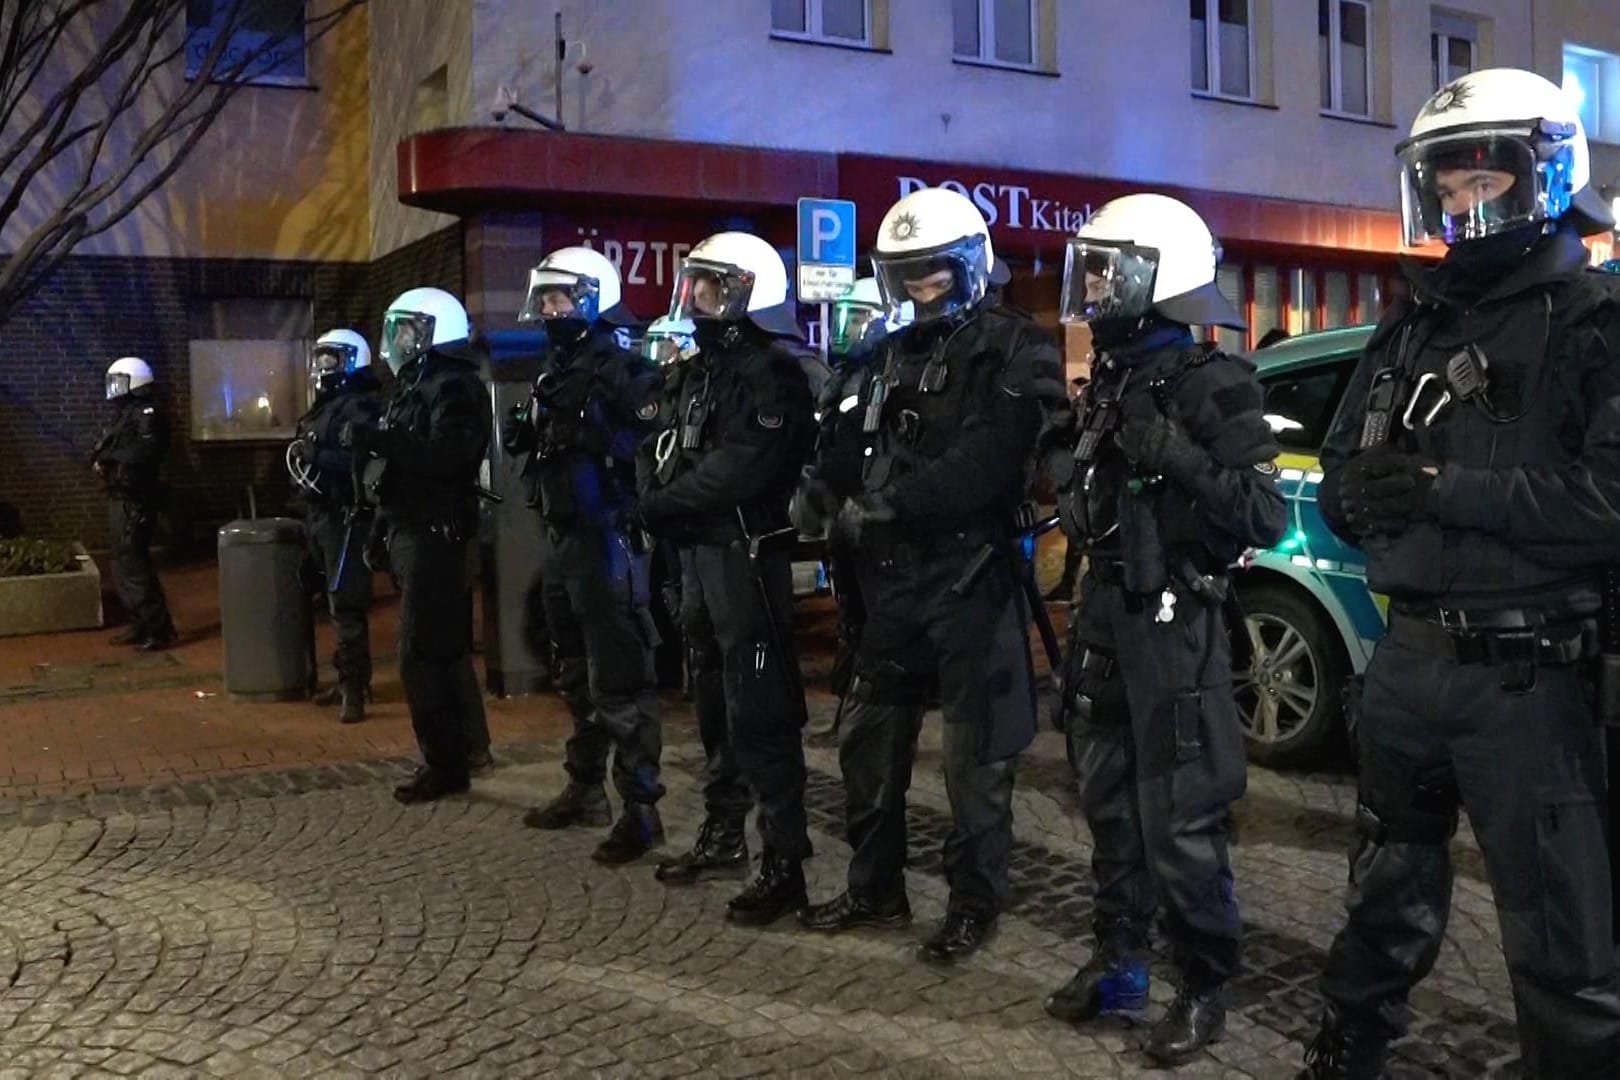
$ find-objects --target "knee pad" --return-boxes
[1357,752,1459,845]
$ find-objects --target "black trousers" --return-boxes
[544,524,663,806]
[1066,572,1247,989]
[678,543,809,858]
[390,523,488,782]
[839,544,1035,918]
[108,496,173,638]
[1319,621,1620,1077]
[307,508,373,688]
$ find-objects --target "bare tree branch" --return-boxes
[0,0,369,322]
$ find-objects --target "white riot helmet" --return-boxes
[1060,193,1244,331]
[1397,68,1614,246]
[642,315,698,367]
[669,231,799,337]
[309,328,371,397]
[830,276,911,358]
[519,245,625,327]
[871,187,993,323]
[106,356,153,400]
[380,287,470,374]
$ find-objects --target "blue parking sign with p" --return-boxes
[797,198,857,269]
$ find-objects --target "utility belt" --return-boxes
[1387,609,1598,668]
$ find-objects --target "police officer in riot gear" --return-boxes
[815,278,910,730]
[794,186,1066,962]
[95,356,176,650]
[1299,69,1620,1080]
[1041,194,1285,1065]
[508,246,668,865]
[638,231,817,925]
[344,287,492,804]
[287,329,381,724]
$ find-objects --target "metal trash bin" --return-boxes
[218,517,312,702]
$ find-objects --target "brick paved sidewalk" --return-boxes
[0,561,577,800]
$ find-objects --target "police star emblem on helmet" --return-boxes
[889,212,920,242]
[1423,79,1473,117]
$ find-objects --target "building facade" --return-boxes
[4,0,1618,550]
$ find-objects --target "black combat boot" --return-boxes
[798,890,912,932]
[109,626,145,646]
[592,803,664,865]
[1296,1011,1390,1079]
[1145,984,1226,1065]
[392,766,470,805]
[138,623,178,651]
[522,781,612,830]
[917,910,997,965]
[339,681,366,724]
[725,851,807,926]
[1043,939,1150,1023]
[655,817,748,885]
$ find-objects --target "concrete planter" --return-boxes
[0,548,104,637]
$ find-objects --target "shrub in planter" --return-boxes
[0,538,81,578]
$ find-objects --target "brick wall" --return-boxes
[0,226,463,555]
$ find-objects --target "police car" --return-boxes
[1235,325,1382,768]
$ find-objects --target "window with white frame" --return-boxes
[1191,0,1255,100]
[1563,43,1620,145]
[1431,11,1478,91]
[1320,0,1371,117]
[954,0,1037,68]
[185,0,308,86]
[188,298,312,442]
[772,0,870,46]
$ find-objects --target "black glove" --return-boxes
[1341,446,1438,535]
[833,493,897,547]
[789,467,837,537]
[362,519,390,573]
[1116,410,1206,484]
[1357,450,1438,533]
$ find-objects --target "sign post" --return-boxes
[796,197,858,363]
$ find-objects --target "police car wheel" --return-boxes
[1233,584,1347,770]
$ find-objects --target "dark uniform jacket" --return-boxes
[94,390,170,502]
[1049,328,1286,589]
[637,329,815,546]
[817,305,1066,542]
[502,329,660,530]
[1318,225,1620,613]
[295,369,383,511]
[368,352,490,532]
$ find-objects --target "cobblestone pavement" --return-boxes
[0,690,1520,1079]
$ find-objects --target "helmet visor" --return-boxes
[380,311,434,374]
[519,268,602,324]
[309,342,357,395]
[870,234,989,323]
[669,259,755,322]
[1059,240,1159,325]
[105,373,131,400]
[830,303,883,356]
[1397,126,1573,246]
